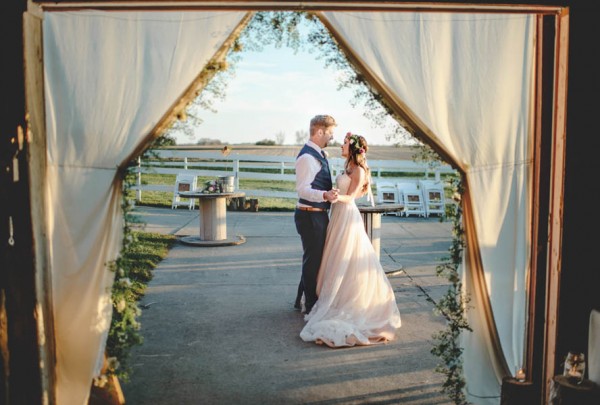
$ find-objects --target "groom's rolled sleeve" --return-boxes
[296,154,327,202]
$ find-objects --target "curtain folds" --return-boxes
[42,9,535,405]
[321,11,534,403]
[43,10,246,404]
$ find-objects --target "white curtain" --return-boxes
[322,12,534,403]
[41,8,535,404]
[43,10,246,404]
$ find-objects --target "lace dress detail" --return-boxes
[300,173,401,347]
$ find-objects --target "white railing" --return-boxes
[132,149,455,201]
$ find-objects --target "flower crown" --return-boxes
[346,132,366,155]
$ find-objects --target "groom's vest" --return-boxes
[297,145,332,210]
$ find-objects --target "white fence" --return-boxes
[132,149,456,201]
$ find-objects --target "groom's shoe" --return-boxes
[294,301,301,311]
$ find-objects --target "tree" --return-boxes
[295,129,308,144]
[256,138,276,146]
[275,131,286,145]
[148,133,176,148]
[196,138,223,146]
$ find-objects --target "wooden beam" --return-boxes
[543,6,569,400]
[525,13,557,404]
[31,1,564,15]
[24,10,57,404]
[526,14,545,387]
[0,2,47,404]
[11,3,574,405]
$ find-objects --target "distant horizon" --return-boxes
[166,142,418,154]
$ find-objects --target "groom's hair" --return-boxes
[309,114,337,135]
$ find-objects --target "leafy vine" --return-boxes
[428,172,471,405]
[101,171,145,383]
[100,166,176,385]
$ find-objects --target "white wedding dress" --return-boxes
[300,173,402,347]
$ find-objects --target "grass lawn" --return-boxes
[129,173,298,211]
[124,231,177,294]
[105,230,177,383]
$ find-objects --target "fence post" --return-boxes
[280,161,285,175]
[136,156,142,202]
[234,159,240,190]
[184,157,188,170]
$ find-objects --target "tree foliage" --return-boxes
[294,129,308,145]
[275,131,286,145]
[255,138,276,146]
[196,138,224,146]
[148,133,176,148]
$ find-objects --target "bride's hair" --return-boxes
[344,133,370,194]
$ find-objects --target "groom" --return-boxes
[294,114,338,315]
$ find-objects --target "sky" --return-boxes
[172,44,409,146]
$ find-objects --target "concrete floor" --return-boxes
[121,207,454,405]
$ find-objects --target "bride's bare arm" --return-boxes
[336,167,366,203]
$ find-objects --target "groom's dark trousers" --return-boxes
[294,209,329,314]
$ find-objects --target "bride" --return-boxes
[300,132,402,348]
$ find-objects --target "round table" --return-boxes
[177,191,246,246]
[357,203,404,260]
[500,376,535,404]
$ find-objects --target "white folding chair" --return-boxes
[375,181,399,215]
[396,181,426,217]
[375,181,399,212]
[419,180,446,217]
[375,181,399,204]
[171,173,197,210]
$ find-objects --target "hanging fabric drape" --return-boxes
[43,10,246,404]
[41,7,535,405]
[320,12,534,403]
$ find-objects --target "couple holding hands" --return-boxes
[294,114,401,348]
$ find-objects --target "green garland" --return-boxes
[99,170,176,385]
[428,174,472,405]
[103,170,144,383]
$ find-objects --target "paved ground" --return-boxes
[121,206,454,405]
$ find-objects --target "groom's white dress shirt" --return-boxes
[296,140,328,208]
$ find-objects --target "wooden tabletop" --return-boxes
[357,203,404,213]
[553,374,600,391]
[178,191,246,199]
